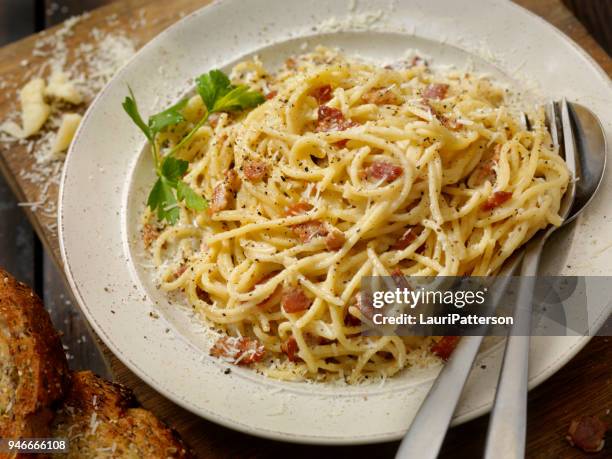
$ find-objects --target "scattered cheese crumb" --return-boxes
[317,10,386,33]
[20,78,51,138]
[46,71,83,105]
[0,120,24,138]
[51,113,82,156]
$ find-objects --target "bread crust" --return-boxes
[0,268,70,445]
[51,371,194,458]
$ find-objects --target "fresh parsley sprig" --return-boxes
[122,70,264,224]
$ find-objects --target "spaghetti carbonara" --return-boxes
[143,47,569,382]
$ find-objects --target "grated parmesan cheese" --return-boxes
[89,410,100,434]
[316,10,386,33]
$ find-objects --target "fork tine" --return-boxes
[547,101,561,153]
[560,98,579,181]
[521,112,532,132]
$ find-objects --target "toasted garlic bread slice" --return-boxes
[51,371,193,458]
[0,268,70,443]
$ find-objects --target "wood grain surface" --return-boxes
[563,0,612,55]
[0,1,610,457]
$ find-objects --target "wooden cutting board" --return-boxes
[0,1,609,457]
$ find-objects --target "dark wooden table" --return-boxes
[0,1,609,458]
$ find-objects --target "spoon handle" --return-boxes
[483,237,544,459]
[395,335,484,459]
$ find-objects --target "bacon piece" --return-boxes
[482,191,512,211]
[392,227,426,253]
[265,90,278,100]
[285,202,313,216]
[285,202,334,244]
[410,56,428,67]
[472,146,500,186]
[384,56,428,70]
[344,298,362,326]
[431,336,460,360]
[391,268,412,292]
[210,183,231,213]
[208,113,221,129]
[285,57,297,69]
[365,160,403,183]
[173,264,188,280]
[210,336,265,365]
[344,310,362,326]
[423,83,449,100]
[281,337,300,362]
[210,169,241,213]
[142,223,159,248]
[225,169,240,190]
[472,160,496,185]
[196,286,211,303]
[438,114,458,130]
[310,84,333,104]
[423,99,458,130]
[391,268,413,300]
[334,139,350,148]
[243,159,267,182]
[281,288,312,313]
[315,105,358,133]
[354,292,375,321]
[392,228,417,250]
[325,228,346,251]
[292,220,328,243]
[567,416,607,453]
[362,87,403,105]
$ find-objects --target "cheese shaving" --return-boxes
[20,78,51,138]
[51,113,82,156]
[45,71,83,105]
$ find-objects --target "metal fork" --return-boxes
[483,100,578,458]
[395,101,577,459]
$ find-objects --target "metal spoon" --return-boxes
[564,103,607,223]
[395,100,606,459]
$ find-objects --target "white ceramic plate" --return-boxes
[59,0,612,444]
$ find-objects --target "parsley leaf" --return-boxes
[161,156,189,183]
[196,70,232,112]
[122,87,152,141]
[146,157,207,223]
[177,180,207,211]
[147,177,180,224]
[122,89,188,146]
[214,85,265,112]
[148,98,188,135]
[196,69,265,113]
